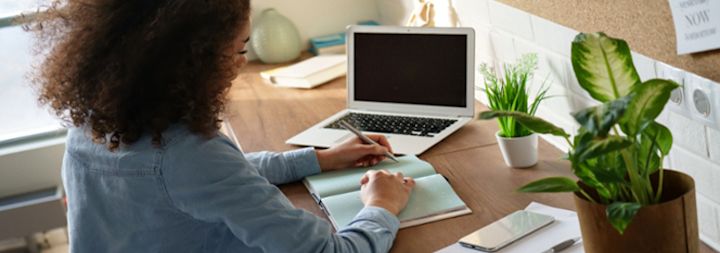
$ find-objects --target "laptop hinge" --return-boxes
[347,108,467,119]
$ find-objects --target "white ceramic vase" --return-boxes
[251,8,302,64]
[495,131,538,168]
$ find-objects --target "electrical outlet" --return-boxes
[685,73,718,129]
[656,62,688,114]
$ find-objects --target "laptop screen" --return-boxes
[353,32,467,108]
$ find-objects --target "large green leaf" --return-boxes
[636,145,661,177]
[642,122,673,156]
[606,202,642,234]
[576,136,632,162]
[479,111,569,137]
[571,32,641,102]
[517,177,579,193]
[572,161,613,201]
[569,131,626,202]
[637,122,672,176]
[592,151,626,184]
[621,79,679,136]
[572,96,630,137]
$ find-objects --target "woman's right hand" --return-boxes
[359,170,415,215]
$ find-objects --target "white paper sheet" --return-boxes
[668,0,720,54]
[435,202,583,253]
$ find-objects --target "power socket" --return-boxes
[656,62,688,114]
[685,73,718,129]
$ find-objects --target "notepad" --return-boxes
[260,55,346,89]
[303,155,471,229]
[436,202,583,253]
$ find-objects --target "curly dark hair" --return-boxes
[29,0,250,150]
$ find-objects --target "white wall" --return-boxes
[247,0,380,59]
[375,0,720,250]
[375,0,414,26]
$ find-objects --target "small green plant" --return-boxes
[481,54,548,138]
[480,33,679,234]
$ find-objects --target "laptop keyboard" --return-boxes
[324,113,457,137]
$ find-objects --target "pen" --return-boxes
[541,237,581,253]
[338,120,399,163]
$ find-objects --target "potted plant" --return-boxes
[480,54,549,168]
[480,32,698,253]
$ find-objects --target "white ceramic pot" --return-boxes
[495,131,538,168]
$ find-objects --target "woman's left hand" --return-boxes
[315,134,394,171]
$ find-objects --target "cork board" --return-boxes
[498,0,720,83]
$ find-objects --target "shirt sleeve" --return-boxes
[161,135,400,253]
[244,147,321,185]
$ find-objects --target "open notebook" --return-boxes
[303,155,471,229]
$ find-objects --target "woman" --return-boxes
[31,0,415,252]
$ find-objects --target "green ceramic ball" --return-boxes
[251,8,302,64]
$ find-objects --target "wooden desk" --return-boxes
[226,61,716,252]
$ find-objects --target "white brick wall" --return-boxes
[452,0,720,250]
[489,29,517,64]
[487,1,533,41]
[668,111,710,157]
[671,147,720,203]
[631,52,658,82]
[709,127,720,164]
[530,15,575,57]
[699,194,720,244]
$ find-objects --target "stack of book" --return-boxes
[260,55,346,89]
[309,20,379,55]
[309,32,346,55]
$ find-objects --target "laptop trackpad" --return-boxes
[333,133,354,144]
[333,132,394,144]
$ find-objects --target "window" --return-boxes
[0,2,64,145]
[0,2,40,18]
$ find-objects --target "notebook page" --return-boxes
[305,155,436,198]
[322,174,468,230]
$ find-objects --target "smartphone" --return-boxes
[458,210,554,252]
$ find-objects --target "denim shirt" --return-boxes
[63,125,400,253]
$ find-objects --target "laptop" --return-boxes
[286,25,475,155]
